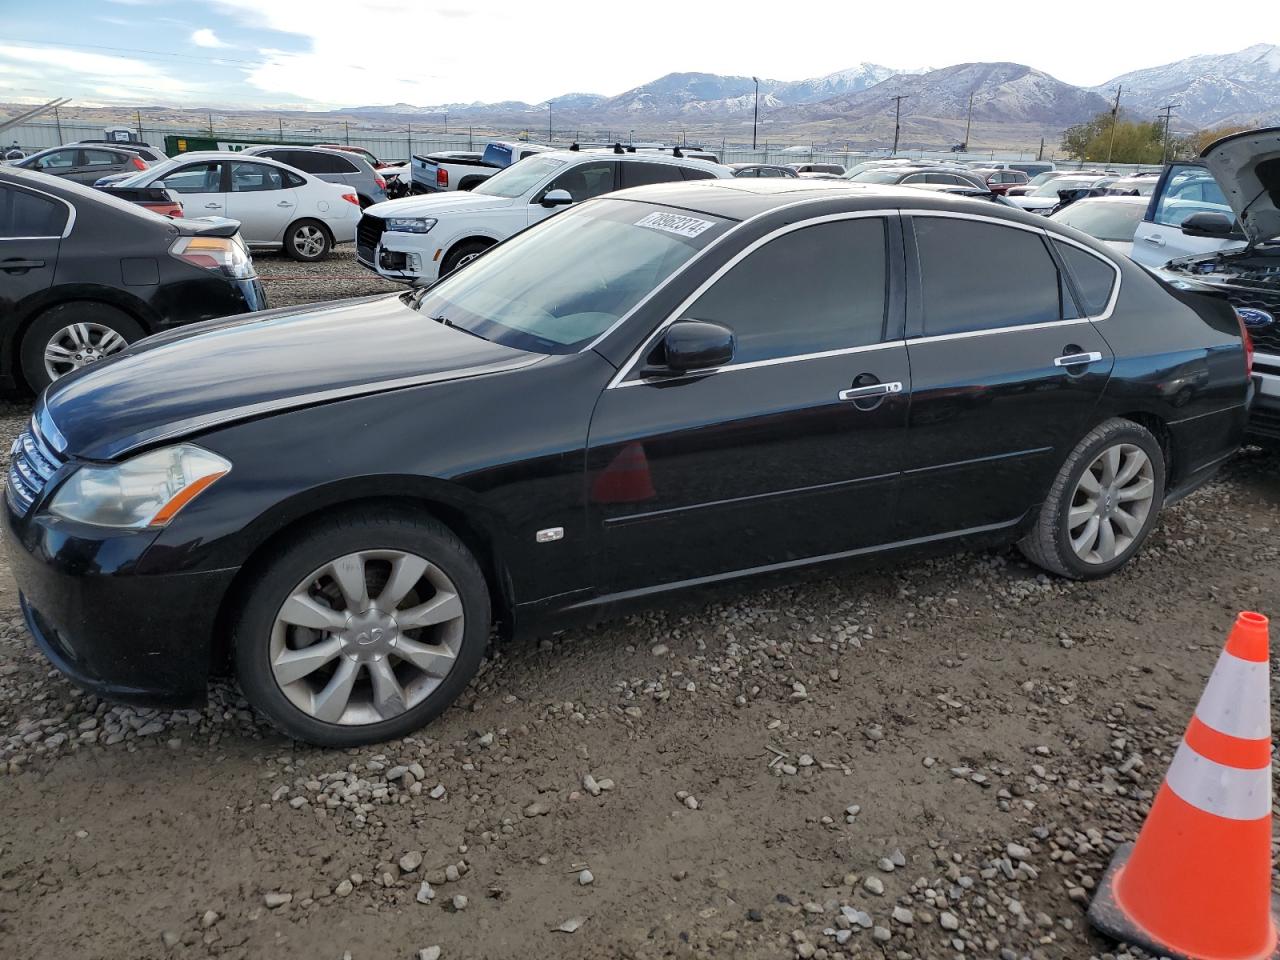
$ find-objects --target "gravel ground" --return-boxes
[0,249,1277,960]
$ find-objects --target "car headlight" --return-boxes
[384,217,437,234]
[49,444,231,528]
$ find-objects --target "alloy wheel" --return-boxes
[293,225,326,258]
[269,549,464,726]
[1067,443,1155,564]
[43,322,128,381]
[454,251,481,268]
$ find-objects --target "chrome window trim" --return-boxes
[0,180,76,239]
[900,207,1122,324]
[607,209,892,389]
[582,193,859,352]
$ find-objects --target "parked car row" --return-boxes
[1,126,1275,750]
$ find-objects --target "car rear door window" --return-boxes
[0,187,68,237]
[915,217,1064,335]
[683,217,889,364]
[620,162,685,189]
[1054,240,1117,316]
[229,162,286,192]
[1152,165,1232,226]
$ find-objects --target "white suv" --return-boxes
[356,150,732,283]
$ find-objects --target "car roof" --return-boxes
[1069,194,1148,205]
[606,177,1081,229]
[542,149,729,174]
[27,143,143,158]
[242,143,353,157]
[156,150,303,169]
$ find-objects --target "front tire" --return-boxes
[1019,418,1166,579]
[285,219,332,261]
[440,240,491,276]
[20,302,143,392]
[234,510,491,746]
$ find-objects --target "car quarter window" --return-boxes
[230,162,286,192]
[544,161,616,202]
[915,217,1067,336]
[1054,241,1117,316]
[681,217,889,365]
[163,162,223,194]
[0,186,69,238]
[680,166,717,181]
[620,162,685,189]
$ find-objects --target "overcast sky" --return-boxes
[1,0,1276,109]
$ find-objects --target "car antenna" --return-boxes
[569,142,579,151]
[613,142,624,154]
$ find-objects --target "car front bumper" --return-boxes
[5,504,237,707]
[356,230,440,284]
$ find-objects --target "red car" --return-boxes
[972,168,1030,195]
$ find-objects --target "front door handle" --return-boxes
[1054,351,1103,367]
[838,381,903,401]
[1,259,45,271]
[1140,234,1165,246]
[277,201,294,207]
[204,203,222,209]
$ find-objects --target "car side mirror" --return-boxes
[1181,211,1235,237]
[540,188,573,208]
[645,320,735,376]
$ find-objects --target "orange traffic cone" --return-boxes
[1089,611,1276,960]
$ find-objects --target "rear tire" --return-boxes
[1019,418,1165,579]
[20,302,143,392]
[233,509,491,746]
[285,219,332,261]
[440,240,491,276]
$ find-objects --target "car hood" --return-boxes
[365,191,515,219]
[1200,126,1280,243]
[42,294,542,461]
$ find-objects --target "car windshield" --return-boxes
[471,156,563,198]
[1050,201,1145,242]
[411,199,730,354]
[847,169,905,183]
[1032,177,1096,197]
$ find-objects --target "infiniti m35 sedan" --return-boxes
[6,179,1251,746]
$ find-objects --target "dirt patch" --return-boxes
[0,254,1276,960]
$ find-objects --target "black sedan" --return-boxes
[5,179,1250,746]
[1,167,266,390]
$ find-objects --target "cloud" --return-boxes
[191,28,228,49]
[0,44,198,101]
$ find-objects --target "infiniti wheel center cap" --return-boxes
[341,609,400,660]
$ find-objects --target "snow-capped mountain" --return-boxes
[774,63,926,103]
[1093,43,1280,126]
[786,62,1109,127]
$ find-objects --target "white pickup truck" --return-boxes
[358,148,731,283]
[409,142,554,194]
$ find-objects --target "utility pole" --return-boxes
[890,94,909,155]
[1105,85,1122,166]
[54,104,63,145]
[344,120,350,145]
[752,76,760,151]
[547,101,552,143]
[208,112,214,137]
[1158,103,1178,163]
[963,91,974,151]
[278,117,283,140]
[135,109,143,141]
[1038,136,1045,161]
[443,111,448,136]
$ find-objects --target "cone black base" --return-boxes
[1088,843,1280,960]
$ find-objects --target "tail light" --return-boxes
[1234,307,1255,376]
[436,167,449,188]
[374,175,387,191]
[170,235,255,279]
[131,156,147,171]
[341,192,360,206]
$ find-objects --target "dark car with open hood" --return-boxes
[1,166,266,391]
[4,178,1253,746]
[1149,127,1280,444]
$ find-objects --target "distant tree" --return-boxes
[1061,111,1170,164]
[1184,123,1255,156]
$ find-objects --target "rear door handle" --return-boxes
[1140,234,1165,246]
[277,201,294,207]
[204,203,222,209]
[1054,351,1103,367]
[1,259,45,270]
[838,381,903,401]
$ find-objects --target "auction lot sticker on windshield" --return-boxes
[635,211,715,238]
